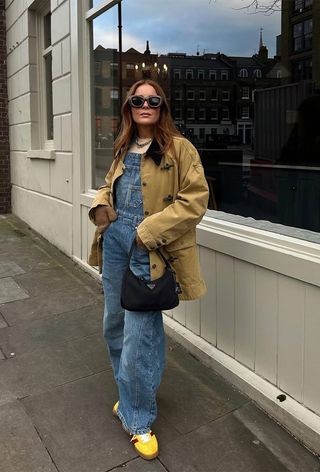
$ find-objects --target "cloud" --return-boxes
[93,0,281,57]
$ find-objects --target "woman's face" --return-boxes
[130,84,161,132]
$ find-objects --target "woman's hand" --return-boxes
[94,206,117,234]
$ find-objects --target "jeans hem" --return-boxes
[117,407,151,435]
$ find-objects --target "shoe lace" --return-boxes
[132,432,151,444]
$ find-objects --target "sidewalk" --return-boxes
[0,214,319,472]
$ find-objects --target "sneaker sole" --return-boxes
[135,450,159,460]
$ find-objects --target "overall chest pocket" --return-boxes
[127,184,143,208]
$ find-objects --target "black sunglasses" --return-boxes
[128,95,163,108]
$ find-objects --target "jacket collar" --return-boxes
[146,138,164,166]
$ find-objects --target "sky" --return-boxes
[92,0,281,58]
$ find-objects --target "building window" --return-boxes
[175,89,182,100]
[199,128,205,139]
[221,70,229,80]
[174,69,181,79]
[294,0,313,12]
[222,108,229,120]
[187,108,195,120]
[186,69,193,79]
[174,108,182,120]
[187,89,195,100]
[209,70,217,80]
[292,58,312,81]
[239,68,248,78]
[242,87,250,99]
[293,19,313,52]
[199,108,206,120]
[199,90,206,100]
[110,89,119,99]
[241,106,250,119]
[211,88,218,100]
[222,90,230,101]
[211,108,218,120]
[253,69,262,78]
[198,70,205,79]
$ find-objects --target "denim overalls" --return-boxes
[102,152,165,435]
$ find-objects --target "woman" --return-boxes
[89,79,209,460]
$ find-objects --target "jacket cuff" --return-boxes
[137,225,159,251]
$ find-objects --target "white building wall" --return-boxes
[6,0,320,455]
[7,0,73,254]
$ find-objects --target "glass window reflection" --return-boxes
[88,0,320,241]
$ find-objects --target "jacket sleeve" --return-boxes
[88,159,117,224]
[137,140,209,250]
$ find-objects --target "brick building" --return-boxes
[0,0,10,214]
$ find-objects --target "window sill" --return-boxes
[26,150,56,160]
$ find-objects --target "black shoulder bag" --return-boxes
[120,240,181,312]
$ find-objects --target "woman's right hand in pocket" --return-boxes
[95,206,117,234]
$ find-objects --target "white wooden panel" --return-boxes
[9,123,32,151]
[27,159,50,194]
[81,205,88,263]
[216,253,235,357]
[54,115,62,150]
[51,0,70,45]
[186,299,200,335]
[61,114,72,151]
[255,267,278,384]
[6,11,28,54]
[62,37,71,74]
[234,259,255,369]
[8,93,36,124]
[10,152,29,188]
[304,285,320,415]
[52,42,62,79]
[199,246,217,346]
[52,75,71,115]
[7,65,37,101]
[278,275,305,402]
[12,186,72,255]
[6,0,26,30]
[173,300,186,326]
[49,153,73,203]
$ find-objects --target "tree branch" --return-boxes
[233,0,281,15]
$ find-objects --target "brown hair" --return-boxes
[113,79,181,158]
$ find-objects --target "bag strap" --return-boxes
[128,238,172,269]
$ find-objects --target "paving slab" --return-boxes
[0,277,29,304]
[158,403,320,472]
[0,249,59,273]
[234,403,320,472]
[157,343,248,434]
[0,401,57,472]
[0,304,103,357]
[0,311,8,328]
[111,457,168,471]
[22,371,136,472]
[0,286,102,325]
[0,261,25,278]
[69,332,111,374]
[0,344,92,405]
[14,266,85,298]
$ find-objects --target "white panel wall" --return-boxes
[7,0,73,255]
[169,240,320,422]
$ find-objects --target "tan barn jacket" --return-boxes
[88,136,209,300]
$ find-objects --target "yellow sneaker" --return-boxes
[112,401,119,417]
[112,401,130,435]
[131,431,159,460]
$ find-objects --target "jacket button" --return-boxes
[162,238,167,243]
[152,264,157,269]
[144,211,149,215]
[142,182,147,186]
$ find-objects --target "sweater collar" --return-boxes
[145,138,163,166]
